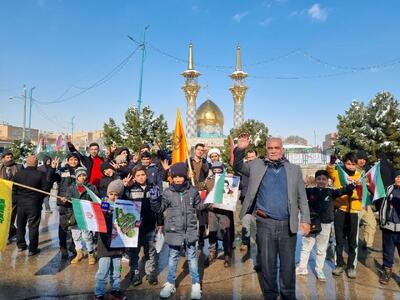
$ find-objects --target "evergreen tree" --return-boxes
[103,118,123,146]
[150,113,171,150]
[364,92,400,166]
[335,92,400,167]
[335,100,368,156]
[221,119,269,169]
[9,139,34,162]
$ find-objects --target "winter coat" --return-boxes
[122,182,164,233]
[99,173,120,198]
[97,211,124,258]
[187,157,209,189]
[12,166,51,207]
[306,185,355,223]
[379,185,400,232]
[67,142,104,178]
[326,163,362,213]
[47,165,79,212]
[146,163,163,192]
[151,181,202,246]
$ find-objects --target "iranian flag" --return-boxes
[72,199,107,233]
[84,186,101,203]
[204,172,226,205]
[366,162,386,202]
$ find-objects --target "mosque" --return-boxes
[181,43,249,148]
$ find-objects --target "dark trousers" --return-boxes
[198,210,208,245]
[334,209,359,269]
[208,210,233,257]
[9,204,17,238]
[382,229,400,268]
[256,217,296,300]
[16,205,41,251]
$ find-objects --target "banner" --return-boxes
[204,174,240,211]
[172,108,189,164]
[0,179,13,252]
[111,200,142,248]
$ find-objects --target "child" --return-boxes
[98,161,119,198]
[95,180,126,300]
[66,167,98,265]
[327,152,362,278]
[150,162,202,299]
[296,170,356,281]
[378,170,400,285]
[202,161,233,268]
[123,165,164,286]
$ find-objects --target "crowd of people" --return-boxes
[1,135,399,300]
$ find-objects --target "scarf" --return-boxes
[172,180,190,193]
[264,156,288,169]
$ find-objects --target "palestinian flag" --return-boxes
[204,172,226,205]
[366,162,386,202]
[72,199,107,233]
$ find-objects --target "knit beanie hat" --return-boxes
[394,170,400,178]
[115,154,127,164]
[75,167,88,178]
[107,179,125,197]
[100,161,115,173]
[211,161,224,172]
[170,162,188,178]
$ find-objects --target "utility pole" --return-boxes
[128,26,149,113]
[71,116,75,143]
[22,85,27,141]
[28,86,35,141]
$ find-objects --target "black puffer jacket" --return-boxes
[151,181,203,246]
[122,182,164,233]
[306,184,355,223]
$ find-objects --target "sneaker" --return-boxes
[94,295,105,300]
[110,290,127,300]
[18,246,28,252]
[347,268,356,279]
[28,248,41,256]
[131,270,142,286]
[147,274,158,285]
[160,282,176,299]
[379,267,392,285]
[316,270,326,282]
[296,266,308,276]
[190,283,202,300]
[332,266,344,276]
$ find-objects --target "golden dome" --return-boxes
[196,99,224,127]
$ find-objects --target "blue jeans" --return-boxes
[95,257,122,296]
[167,243,199,285]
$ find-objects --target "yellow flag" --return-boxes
[172,108,189,164]
[0,179,12,252]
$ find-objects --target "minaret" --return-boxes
[229,45,248,129]
[182,42,201,138]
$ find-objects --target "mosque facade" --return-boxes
[181,43,248,148]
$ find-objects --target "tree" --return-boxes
[103,105,170,153]
[9,140,34,162]
[221,119,269,169]
[103,118,123,147]
[335,92,400,167]
[284,136,308,145]
[335,100,368,156]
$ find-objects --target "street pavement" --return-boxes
[1,200,400,300]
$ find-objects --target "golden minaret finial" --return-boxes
[188,42,194,70]
[235,44,242,72]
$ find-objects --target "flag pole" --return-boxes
[4,180,71,202]
[186,144,195,187]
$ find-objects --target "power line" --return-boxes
[32,102,70,130]
[34,45,141,105]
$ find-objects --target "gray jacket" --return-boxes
[151,182,202,246]
[233,148,310,233]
